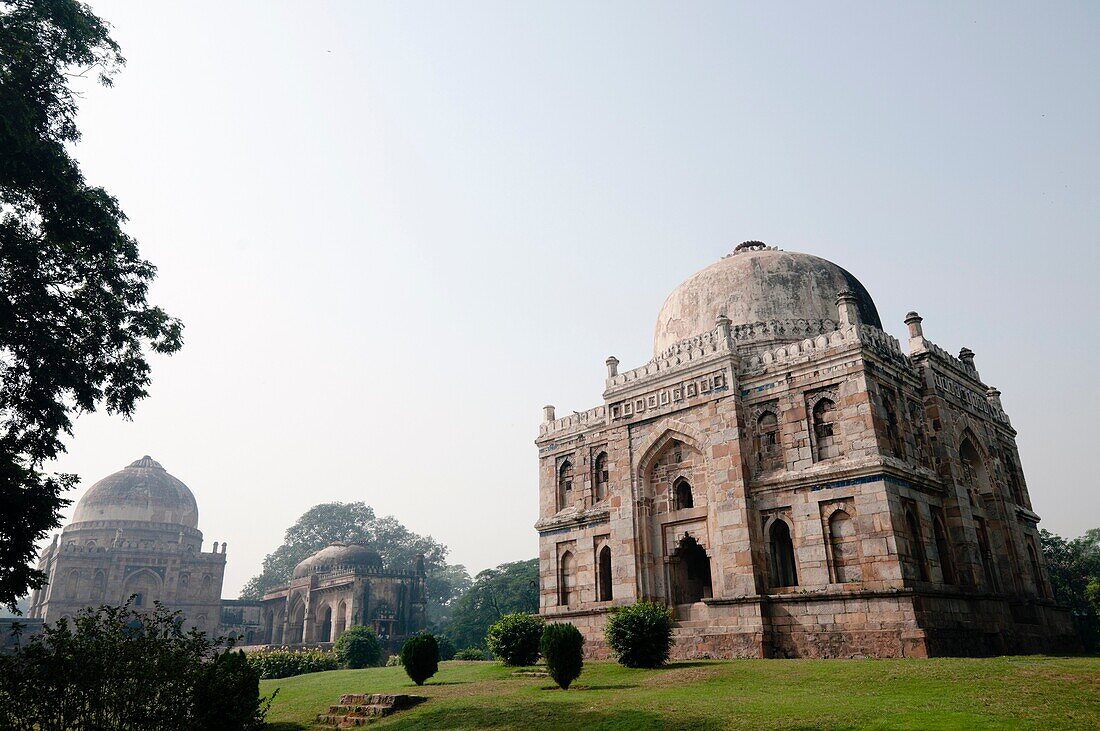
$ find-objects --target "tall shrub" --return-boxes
[399,633,439,686]
[540,623,584,690]
[334,626,382,669]
[604,602,674,668]
[485,613,544,666]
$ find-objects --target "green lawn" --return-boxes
[261,656,1100,730]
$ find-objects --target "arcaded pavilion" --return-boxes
[27,456,226,635]
[535,242,1074,659]
[257,542,427,649]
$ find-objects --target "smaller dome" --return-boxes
[293,542,383,579]
[71,456,199,528]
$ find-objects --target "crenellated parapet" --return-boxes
[613,325,732,388]
[538,405,607,438]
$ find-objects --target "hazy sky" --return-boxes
[47,2,1099,597]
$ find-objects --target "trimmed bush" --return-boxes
[435,634,457,661]
[455,646,487,661]
[540,623,584,690]
[333,626,382,669]
[604,601,674,668]
[245,647,339,679]
[399,633,439,686]
[485,613,544,666]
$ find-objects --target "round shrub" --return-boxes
[540,623,584,690]
[399,633,439,686]
[485,613,544,666]
[604,601,674,668]
[454,647,487,661]
[435,634,457,661]
[333,626,382,669]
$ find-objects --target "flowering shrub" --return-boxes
[245,647,339,679]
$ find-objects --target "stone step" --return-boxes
[326,704,389,717]
[338,693,423,710]
[317,694,426,727]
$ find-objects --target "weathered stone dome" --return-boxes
[70,456,199,528]
[292,542,384,579]
[653,244,881,356]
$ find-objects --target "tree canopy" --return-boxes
[444,558,538,649]
[239,502,470,628]
[1040,527,1100,650]
[0,0,182,611]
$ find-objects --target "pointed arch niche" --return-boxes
[639,426,709,514]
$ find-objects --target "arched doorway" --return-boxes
[670,535,712,604]
[287,596,306,644]
[319,605,333,643]
[558,551,576,606]
[598,545,613,601]
[335,599,347,640]
[768,520,798,588]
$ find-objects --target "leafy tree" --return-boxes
[1040,528,1100,650]
[0,600,270,730]
[444,558,538,649]
[540,623,584,690]
[399,633,438,686]
[485,613,543,666]
[239,502,470,627]
[434,633,456,661]
[0,0,183,612]
[333,625,382,669]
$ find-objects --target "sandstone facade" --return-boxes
[28,457,226,636]
[535,243,1075,659]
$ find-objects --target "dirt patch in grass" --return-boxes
[639,663,727,687]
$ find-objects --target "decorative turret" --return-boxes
[836,290,861,327]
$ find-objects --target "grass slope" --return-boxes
[262,656,1100,730]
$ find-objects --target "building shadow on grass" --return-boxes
[384,700,723,730]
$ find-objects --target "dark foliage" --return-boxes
[604,601,674,668]
[435,633,456,661]
[193,649,268,731]
[399,632,439,686]
[445,558,538,649]
[454,646,487,661]
[485,612,544,666]
[1040,527,1100,650]
[540,622,584,689]
[0,601,270,730]
[239,502,471,628]
[334,625,382,669]
[0,0,183,611]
